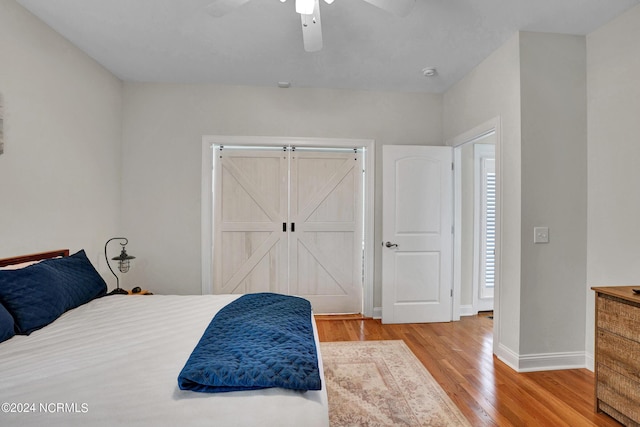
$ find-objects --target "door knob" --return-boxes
[384,241,398,248]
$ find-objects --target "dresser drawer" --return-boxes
[598,401,640,427]
[597,364,640,424]
[598,296,640,342]
[597,329,640,382]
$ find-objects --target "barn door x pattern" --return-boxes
[213,146,363,314]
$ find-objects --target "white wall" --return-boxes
[519,32,587,358]
[586,3,640,368]
[444,33,523,355]
[0,0,122,279]
[121,83,442,300]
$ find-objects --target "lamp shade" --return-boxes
[112,247,135,273]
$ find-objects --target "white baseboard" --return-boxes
[496,343,520,371]
[496,343,586,372]
[459,305,495,317]
[517,351,586,372]
[585,351,594,372]
[372,307,382,319]
[459,304,475,317]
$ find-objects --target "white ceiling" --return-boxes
[16,0,640,93]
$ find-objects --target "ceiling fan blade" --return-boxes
[206,0,251,17]
[361,0,416,17]
[301,0,322,52]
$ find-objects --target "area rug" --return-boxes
[320,340,470,427]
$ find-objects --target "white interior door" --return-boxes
[214,146,363,314]
[382,145,453,324]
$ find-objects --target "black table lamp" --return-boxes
[105,237,135,295]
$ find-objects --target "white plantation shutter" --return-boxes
[482,167,496,288]
[472,142,495,309]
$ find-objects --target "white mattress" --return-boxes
[0,295,329,427]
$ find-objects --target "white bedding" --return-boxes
[0,295,329,427]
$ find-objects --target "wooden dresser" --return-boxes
[592,286,640,426]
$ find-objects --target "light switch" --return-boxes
[534,227,549,244]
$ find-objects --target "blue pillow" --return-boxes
[0,250,107,334]
[0,303,16,343]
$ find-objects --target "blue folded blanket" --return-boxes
[178,293,322,393]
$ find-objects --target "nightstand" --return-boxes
[128,288,153,295]
[107,287,153,295]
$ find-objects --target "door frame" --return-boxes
[449,117,502,353]
[201,135,376,317]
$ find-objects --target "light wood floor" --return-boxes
[315,314,621,427]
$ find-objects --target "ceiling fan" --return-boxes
[206,0,416,52]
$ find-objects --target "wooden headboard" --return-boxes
[0,249,70,267]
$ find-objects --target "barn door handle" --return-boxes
[384,241,398,248]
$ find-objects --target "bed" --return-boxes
[0,249,329,427]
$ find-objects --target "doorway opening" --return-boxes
[451,117,501,353]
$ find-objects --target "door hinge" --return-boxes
[451,162,454,171]
[451,289,453,297]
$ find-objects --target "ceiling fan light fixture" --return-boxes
[296,0,315,15]
[323,0,335,4]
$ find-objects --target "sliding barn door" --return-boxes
[289,150,363,313]
[213,148,288,295]
[213,147,363,314]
